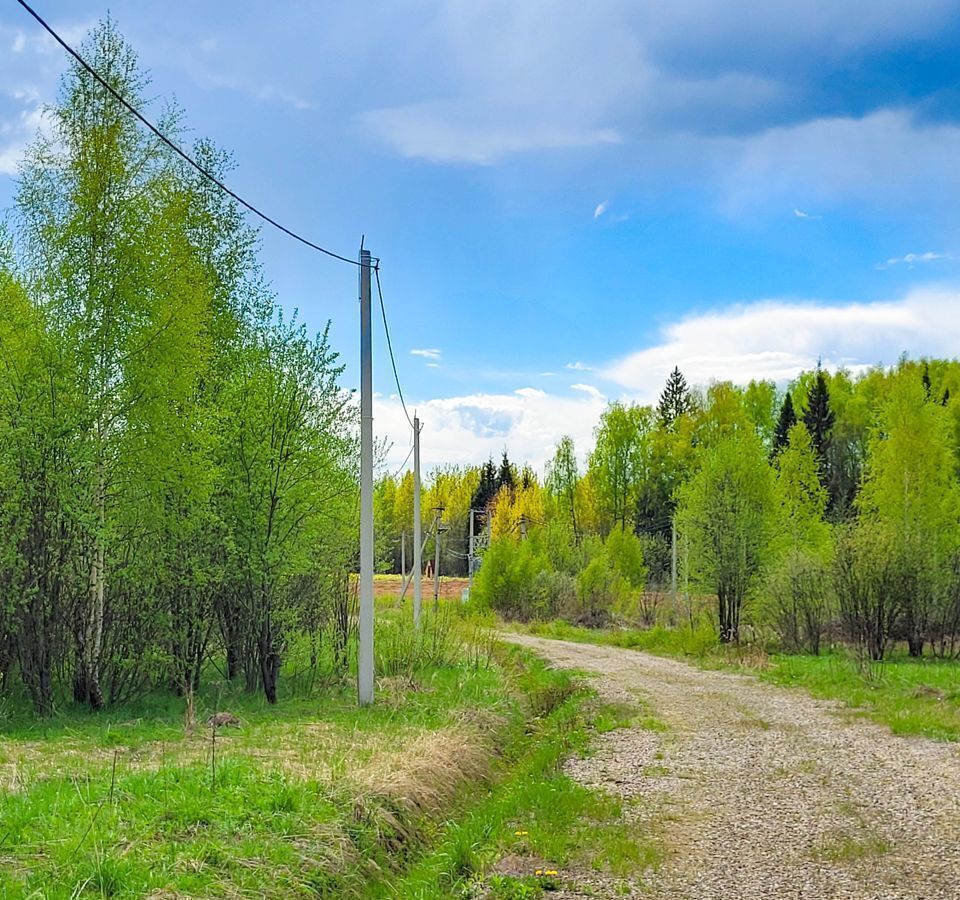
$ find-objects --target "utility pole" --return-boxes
[401,530,406,586]
[358,248,374,706]
[412,415,422,628]
[519,515,528,540]
[671,518,678,603]
[468,508,476,593]
[432,506,445,612]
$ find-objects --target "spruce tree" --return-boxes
[471,457,498,510]
[922,364,932,400]
[658,367,691,428]
[803,370,834,476]
[497,450,516,492]
[772,392,797,455]
[803,369,834,466]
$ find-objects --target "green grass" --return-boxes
[0,607,663,898]
[385,661,662,899]
[508,618,960,742]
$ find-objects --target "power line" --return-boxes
[16,0,362,268]
[389,441,415,480]
[374,264,414,430]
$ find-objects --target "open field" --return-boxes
[374,574,471,601]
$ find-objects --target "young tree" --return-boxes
[588,402,652,534]
[677,432,774,642]
[856,374,960,656]
[546,435,580,539]
[765,423,833,652]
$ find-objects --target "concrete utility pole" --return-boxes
[519,515,528,540]
[358,248,374,706]
[412,415,422,628]
[671,519,678,603]
[468,508,476,593]
[400,530,406,584]
[433,506,445,612]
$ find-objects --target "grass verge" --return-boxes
[508,618,960,742]
[0,611,659,898]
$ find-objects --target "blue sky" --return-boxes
[3,1,960,471]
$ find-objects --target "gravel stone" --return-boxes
[505,634,960,899]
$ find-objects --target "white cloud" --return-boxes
[376,388,606,474]
[719,110,960,213]
[571,383,604,400]
[594,200,609,219]
[793,208,821,219]
[360,101,620,164]
[11,32,25,53]
[601,287,960,399]
[565,361,593,371]
[411,348,442,360]
[880,251,950,268]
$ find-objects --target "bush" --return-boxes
[762,549,833,655]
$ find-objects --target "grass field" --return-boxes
[0,608,658,898]
[511,618,960,742]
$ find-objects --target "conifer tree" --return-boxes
[497,450,516,492]
[803,369,834,477]
[470,457,499,510]
[772,392,797,455]
[658,367,691,428]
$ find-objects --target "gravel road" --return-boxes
[505,634,960,900]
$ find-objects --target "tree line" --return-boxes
[454,361,960,662]
[0,23,358,715]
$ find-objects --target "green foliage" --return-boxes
[677,431,774,642]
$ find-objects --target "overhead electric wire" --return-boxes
[16,0,362,268]
[389,441,415,480]
[374,264,414,430]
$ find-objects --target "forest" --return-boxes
[0,23,359,717]
[375,360,960,664]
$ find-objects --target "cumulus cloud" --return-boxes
[375,387,606,473]
[601,287,960,399]
[565,361,594,371]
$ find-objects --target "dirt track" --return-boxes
[505,634,960,899]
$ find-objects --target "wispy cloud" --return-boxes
[594,200,609,219]
[359,101,620,164]
[793,208,821,219]
[565,361,593,371]
[411,348,442,360]
[878,251,950,269]
[571,383,604,400]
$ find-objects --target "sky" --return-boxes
[3,1,960,473]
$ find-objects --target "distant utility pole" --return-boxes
[400,531,406,585]
[358,248,374,706]
[412,415,422,628]
[433,506,445,612]
[519,515,528,540]
[671,518,678,603]
[468,508,476,593]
